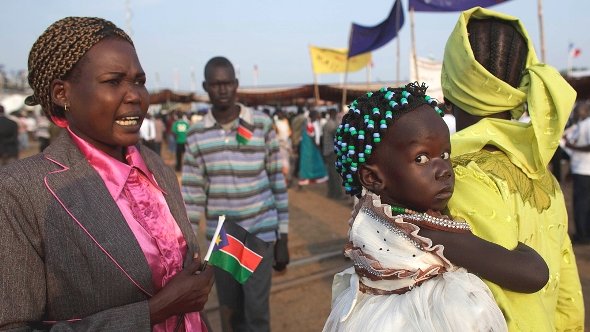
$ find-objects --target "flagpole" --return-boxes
[313,74,321,105]
[202,215,226,271]
[308,45,321,105]
[410,6,419,82]
[366,65,370,90]
[342,26,352,109]
[396,0,401,84]
[253,65,259,87]
[537,0,546,63]
[567,49,573,77]
[341,60,349,108]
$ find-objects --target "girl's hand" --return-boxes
[148,254,215,325]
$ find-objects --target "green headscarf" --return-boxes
[442,7,576,179]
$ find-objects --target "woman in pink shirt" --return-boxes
[0,17,214,331]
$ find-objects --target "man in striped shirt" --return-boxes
[181,56,289,332]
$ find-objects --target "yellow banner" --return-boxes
[309,46,372,74]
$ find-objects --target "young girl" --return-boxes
[323,83,549,332]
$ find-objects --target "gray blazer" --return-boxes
[0,132,200,331]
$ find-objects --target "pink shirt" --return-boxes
[68,128,205,331]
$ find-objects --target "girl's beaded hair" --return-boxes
[334,82,443,197]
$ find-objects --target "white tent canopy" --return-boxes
[0,93,41,115]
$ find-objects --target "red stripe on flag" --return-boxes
[220,234,263,272]
[237,126,253,140]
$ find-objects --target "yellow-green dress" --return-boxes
[443,7,584,331]
[448,123,584,332]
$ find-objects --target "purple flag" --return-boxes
[348,0,405,58]
[409,0,510,12]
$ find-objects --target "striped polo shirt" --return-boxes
[181,104,288,242]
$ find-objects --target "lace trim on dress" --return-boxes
[345,193,457,294]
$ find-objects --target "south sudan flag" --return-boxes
[209,220,269,284]
[236,118,254,144]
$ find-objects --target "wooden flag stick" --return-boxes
[341,60,349,107]
[201,215,226,271]
[308,45,321,105]
[342,26,352,108]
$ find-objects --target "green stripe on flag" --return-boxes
[236,134,250,145]
[209,249,253,284]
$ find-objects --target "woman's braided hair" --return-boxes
[467,18,527,88]
[334,82,443,197]
[26,17,133,122]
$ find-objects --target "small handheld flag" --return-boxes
[203,215,269,284]
[236,118,254,145]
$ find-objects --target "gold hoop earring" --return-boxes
[64,103,69,112]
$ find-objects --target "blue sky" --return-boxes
[1,0,588,93]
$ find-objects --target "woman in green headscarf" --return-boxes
[442,7,584,331]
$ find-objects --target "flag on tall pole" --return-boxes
[567,43,582,77]
[348,0,405,58]
[203,216,269,284]
[343,0,404,106]
[570,43,582,58]
[408,0,511,12]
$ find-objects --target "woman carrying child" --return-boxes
[443,8,584,331]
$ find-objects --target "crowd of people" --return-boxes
[0,6,587,332]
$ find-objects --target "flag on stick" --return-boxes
[203,215,269,284]
[409,0,510,12]
[348,0,405,58]
[236,118,254,145]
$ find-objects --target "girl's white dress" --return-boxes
[323,193,507,332]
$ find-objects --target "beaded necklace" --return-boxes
[391,206,471,233]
